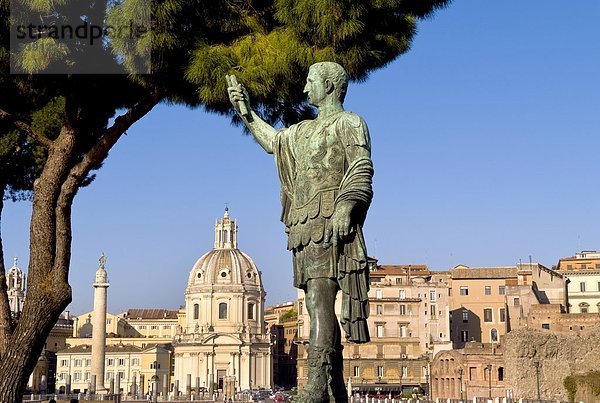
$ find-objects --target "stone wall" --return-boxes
[503,325,600,401]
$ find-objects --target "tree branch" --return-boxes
[52,88,166,282]
[0,108,53,148]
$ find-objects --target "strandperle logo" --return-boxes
[10,0,151,74]
[14,21,148,46]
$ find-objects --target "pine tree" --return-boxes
[0,0,450,399]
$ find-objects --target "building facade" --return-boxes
[265,302,298,389]
[431,343,505,400]
[557,251,600,313]
[449,265,515,348]
[56,343,171,395]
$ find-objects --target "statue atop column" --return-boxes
[228,62,373,402]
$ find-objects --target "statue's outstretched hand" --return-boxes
[226,75,252,118]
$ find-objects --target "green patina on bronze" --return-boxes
[228,62,373,402]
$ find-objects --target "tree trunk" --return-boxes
[0,127,76,402]
[0,186,15,356]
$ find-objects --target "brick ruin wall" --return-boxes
[503,325,600,401]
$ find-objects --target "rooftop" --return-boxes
[123,309,178,320]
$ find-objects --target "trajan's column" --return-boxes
[91,254,110,392]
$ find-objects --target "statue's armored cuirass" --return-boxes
[292,116,345,209]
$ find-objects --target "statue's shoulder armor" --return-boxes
[335,111,369,147]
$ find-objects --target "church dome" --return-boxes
[186,208,263,290]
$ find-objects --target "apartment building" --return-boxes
[556,251,600,313]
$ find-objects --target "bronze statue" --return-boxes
[228,62,373,402]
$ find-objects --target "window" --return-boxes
[399,290,406,299]
[106,319,112,325]
[581,264,587,269]
[139,325,146,329]
[598,282,600,291]
[400,325,407,338]
[376,325,384,338]
[85,359,91,367]
[513,298,520,306]
[499,308,506,323]
[132,358,140,366]
[60,359,68,367]
[377,366,384,377]
[248,303,255,320]
[460,330,469,342]
[579,303,589,313]
[376,304,383,315]
[459,287,468,296]
[580,282,586,292]
[75,359,82,367]
[469,367,476,381]
[541,323,550,329]
[401,366,408,377]
[118,358,125,366]
[118,371,125,379]
[74,372,81,381]
[395,278,403,285]
[399,305,406,315]
[163,325,171,329]
[151,325,159,330]
[490,328,498,342]
[375,289,383,299]
[567,264,573,269]
[84,372,90,381]
[430,291,436,301]
[462,309,469,322]
[219,302,228,319]
[193,304,199,320]
[484,286,491,296]
[498,286,506,295]
[353,366,360,377]
[484,308,493,323]
[498,367,504,381]
[298,302,303,315]
[107,359,114,366]
[430,305,436,318]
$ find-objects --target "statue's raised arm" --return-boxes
[226,75,278,154]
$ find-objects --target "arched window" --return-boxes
[219,302,228,319]
[193,304,199,320]
[490,328,498,342]
[579,302,590,313]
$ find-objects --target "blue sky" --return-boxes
[3,0,600,314]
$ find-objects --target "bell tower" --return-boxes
[7,257,26,316]
[213,207,238,249]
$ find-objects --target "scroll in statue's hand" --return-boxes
[226,75,252,119]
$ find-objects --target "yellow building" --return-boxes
[449,265,514,348]
[55,343,171,395]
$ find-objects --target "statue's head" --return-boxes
[305,62,349,106]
